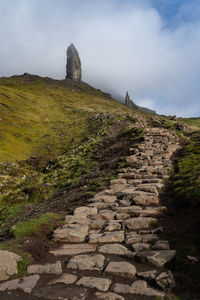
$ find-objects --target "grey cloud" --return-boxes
[0,0,200,117]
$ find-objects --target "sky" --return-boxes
[0,0,200,117]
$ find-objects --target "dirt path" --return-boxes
[0,127,180,300]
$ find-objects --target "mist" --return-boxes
[0,0,200,117]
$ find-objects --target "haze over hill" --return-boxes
[1,0,200,117]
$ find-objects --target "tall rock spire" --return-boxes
[66,43,82,81]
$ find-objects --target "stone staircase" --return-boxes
[0,127,180,300]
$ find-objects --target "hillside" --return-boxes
[0,74,199,300]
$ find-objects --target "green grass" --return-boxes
[11,213,62,238]
[17,254,30,276]
[173,131,200,205]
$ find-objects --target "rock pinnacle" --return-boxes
[66,43,82,81]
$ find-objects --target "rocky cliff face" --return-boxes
[66,44,82,81]
[125,92,156,114]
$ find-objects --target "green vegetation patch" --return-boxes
[11,213,62,238]
[173,131,200,205]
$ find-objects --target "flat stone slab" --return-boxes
[105,221,121,231]
[152,240,170,250]
[105,262,136,278]
[67,254,105,271]
[88,231,124,243]
[0,275,40,294]
[98,244,133,257]
[96,210,116,220]
[53,224,89,242]
[74,206,97,217]
[135,250,176,267]
[90,220,107,229]
[95,292,125,300]
[0,250,22,281]
[115,206,142,214]
[114,280,165,297]
[48,274,77,285]
[27,261,62,275]
[76,276,111,292]
[123,217,155,230]
[50,244,97,256]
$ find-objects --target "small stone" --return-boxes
[152,240,169,250]
[98,244,133,257]
[135,250,176,267]
[116,213,130,220]
[93,195,117,203]
[124,217,155,230]
[110,179,127,185]
[142,234,158,243]
[0,250,22,281]
[125,232,142,244]
[95,292,124,300]
[88,231,124,243]
[48,274,77,285]
[137,270,157,280]
[155,270,176,290]
[114,280,164,297]
[187,255,198,263]
[67,254,105,271]
[74,206,97,217]
[132,243,150,252]
[136,184,159,196]
[90,220,107,229]
[53,224,88,242]
[50,244,96,256]
[115,206,141,214]
[139,209,163,218]
[76,276,111,292]
[97,210,116,220]
[152,226,163,234]
[0,275,40,294]
[105,221,121,231]
[27,261,62,275]
[105,262,136,278]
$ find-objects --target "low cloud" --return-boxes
[0,0,200,117]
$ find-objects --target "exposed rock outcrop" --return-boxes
[125,92,156,114]
[66,43,82,81]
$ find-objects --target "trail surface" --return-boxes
[0,127,180,300]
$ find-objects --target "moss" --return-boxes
[11,213,62,238]
[17,254,30,276]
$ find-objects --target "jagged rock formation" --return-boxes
[125,92,156,114]
[66,43,82,81]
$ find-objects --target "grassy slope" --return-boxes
[0,74,134,162]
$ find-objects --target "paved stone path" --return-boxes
[0,128,180,300]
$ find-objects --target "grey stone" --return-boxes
[0,275,40,294]
[135,250,176,267]
[0,250,22,281]
[65,215,90,225]
[124,217,155,230]
[53,224,88,242]
[152,240,170,250]
[137,270,157,281]
[50,244,96,256]
[105,262,136,278]
[34,285,87,300]
[98,244,133,257]
[48,274,77,285]
[155,270,176,290]
[114,280,164,297]
[132,242,150,252]
[95,292,124,300]
[88,231,124,243]
[74,206,97,217]
[76,276,111,291]
[66,43,82,81]
[125,232,142,244]
[27,261,62,275]
[90,220,107,229]
[67,254,105,271]
[105,221,121,231]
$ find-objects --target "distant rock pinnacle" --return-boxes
[124,91,156,114]
[66,43,82,81]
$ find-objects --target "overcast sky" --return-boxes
[0,0,200,117]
